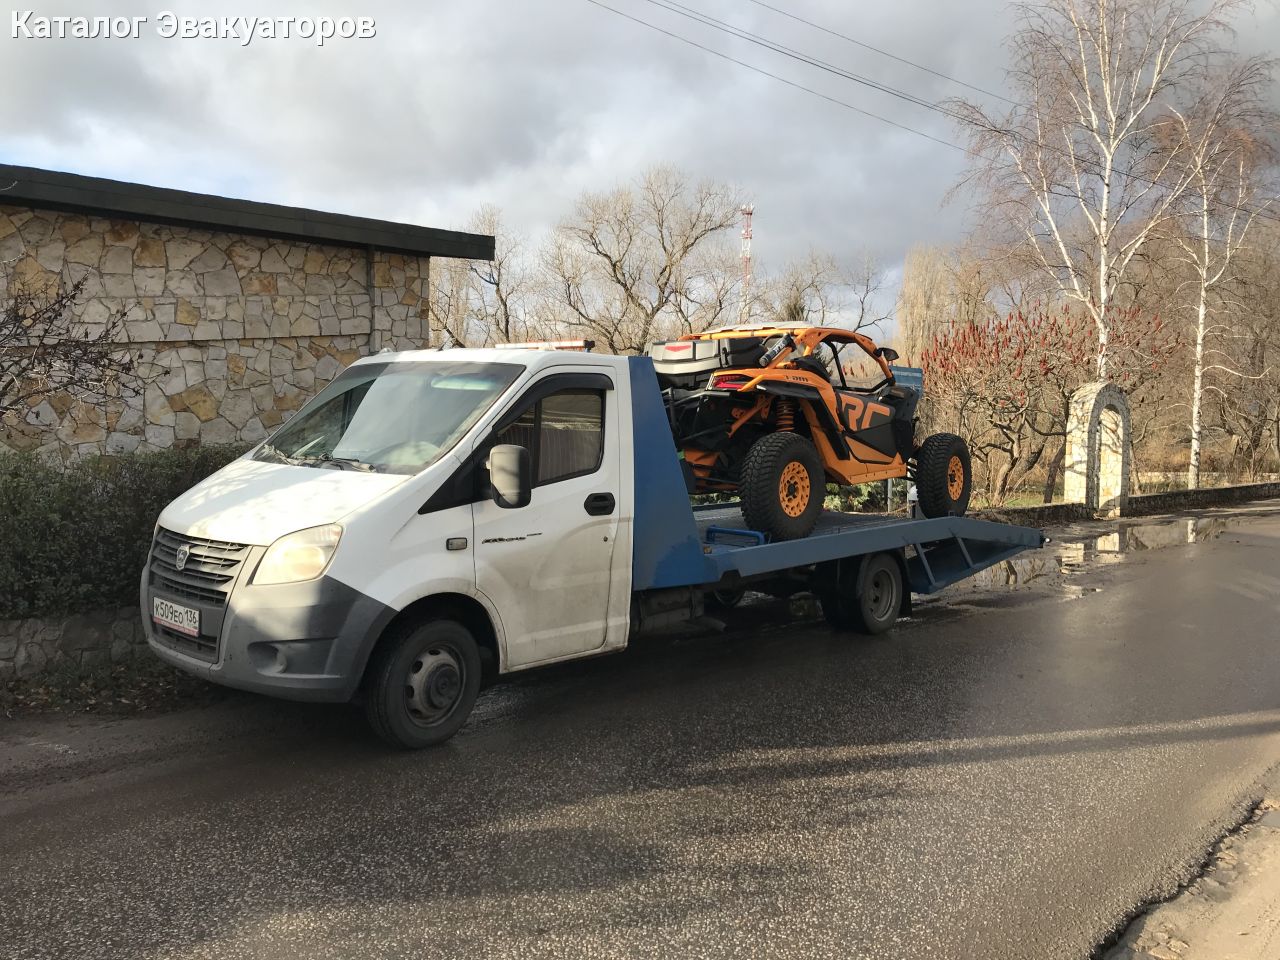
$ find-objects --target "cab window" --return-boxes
[493,389,604,485]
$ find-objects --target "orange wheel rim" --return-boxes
[947,455,964,499]
[779,461,811,517]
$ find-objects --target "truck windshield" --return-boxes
[254,360,522,475]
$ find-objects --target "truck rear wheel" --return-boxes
[364,618,482,748]
[915,433,972,518]
[740,432,825,541]
[817,552,903,635]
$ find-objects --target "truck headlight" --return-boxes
[252,524,343,585]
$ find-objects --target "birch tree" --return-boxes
[1164,58,1277,487]
[951,0,1247,378]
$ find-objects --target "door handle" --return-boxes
[584,492,616,516]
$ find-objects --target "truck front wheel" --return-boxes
[364,618,482,748]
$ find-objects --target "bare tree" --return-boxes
[1,276,136,422]
[951,0,1247,378]
[845,251,893,332]
[765,251,843,327]
[896,245,999,361]
[1210,219,1280,478]
[764,249,888,333]
[1164,57,1278,487]
[467,205,543,345]
[545,166,740,353]
[425,255,478,347]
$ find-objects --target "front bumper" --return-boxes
[141,551,395,703]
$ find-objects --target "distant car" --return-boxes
[648,323,971,540]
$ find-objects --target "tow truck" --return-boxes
[142,341,1045,747]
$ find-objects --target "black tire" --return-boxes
[704,586,747,614]
[740,432,825,541]
[817,553,903,635]
[915,433,972,518]
[364,618,482,748]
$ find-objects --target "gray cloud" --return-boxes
[2,0,1276,313]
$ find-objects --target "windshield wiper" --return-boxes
[306,455,379,473]
[258,443,306,467]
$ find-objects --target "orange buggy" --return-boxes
[648,323,971,540]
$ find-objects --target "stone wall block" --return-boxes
[242,418,268,443]
[106,221,140,247]
[200,416,236,444]
[190,246,228,274]
[203,268,242,297]
[135,268,166,297]
[220,391,254,429]
[102,274,137,298]
[178,386,218,422]
[261,246,289,273]
[166,238,204,270]
[135,236,166,268]
[144,423,175,448]
[100,245,134,274]
[227,241,263,273]
[174,411,200,440]
[2,204,439,460]
[166,271,200,298]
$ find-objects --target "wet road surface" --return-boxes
[3,508,1280,959]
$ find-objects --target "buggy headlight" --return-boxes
[253,524,342,585]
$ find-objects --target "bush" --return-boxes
[0,445,247,619]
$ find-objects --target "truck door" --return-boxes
[472,372,620,667]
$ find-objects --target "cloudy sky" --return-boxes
[2,0,1278,303]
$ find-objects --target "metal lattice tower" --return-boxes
[739,204,754,324]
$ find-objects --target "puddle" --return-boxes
[964,515,1238,592]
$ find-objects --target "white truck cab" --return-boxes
[144,345,1043,747]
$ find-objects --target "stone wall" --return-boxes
[978,483,1280,529]
[1123,482,1280,518]
[0,607,146,678]
[0,204,432,458]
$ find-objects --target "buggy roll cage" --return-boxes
[677,325,899,391]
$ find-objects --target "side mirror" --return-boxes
[875,346,900,362]
[487,444,531,509]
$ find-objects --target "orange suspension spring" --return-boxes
[775,397,796,432]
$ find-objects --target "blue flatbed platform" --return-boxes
[625,355,1047,596]
[691,504,1046,594]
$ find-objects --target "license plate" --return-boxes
[152,596,200,636]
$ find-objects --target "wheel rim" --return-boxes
[865,568,897,622]
[947,455,964,499]
[778,461,811,517]
[712,588,745,608]
[404,645,465,727]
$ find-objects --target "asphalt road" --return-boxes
[3,508,1280,960]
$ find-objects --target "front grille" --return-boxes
[148,529,249,663]
[151,623,219,661]
[149,528,249,606]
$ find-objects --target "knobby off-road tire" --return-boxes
[364,618,482,749]
[817,552,903,636]
[740,432,825,541]
[915,433,972,518]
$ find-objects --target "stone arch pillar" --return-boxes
[1063,382,1131,518]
